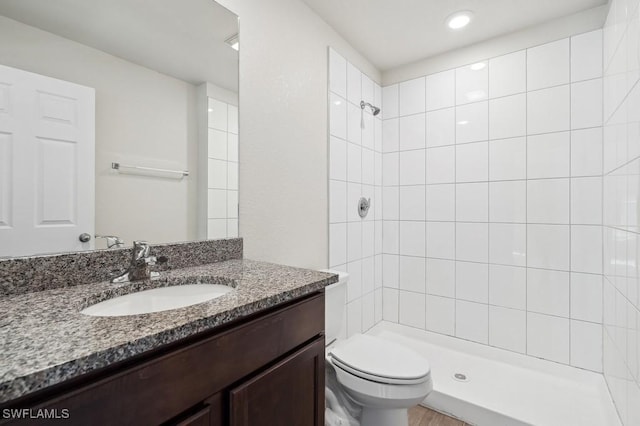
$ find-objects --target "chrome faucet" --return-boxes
[111,241,162,283]
[95,234,125,249]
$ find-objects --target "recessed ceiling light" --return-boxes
[225,34,239,51]
[470,62,486,71]
[446,11,473,30]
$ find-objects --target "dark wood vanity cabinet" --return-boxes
[228,337,325,426]
[1,292,325,426]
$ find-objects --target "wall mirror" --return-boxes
[0,0,239,257]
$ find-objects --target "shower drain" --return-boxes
[452,372,469,382]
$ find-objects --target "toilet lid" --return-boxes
[329,334,430,384]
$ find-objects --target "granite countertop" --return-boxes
[0,259,337,403]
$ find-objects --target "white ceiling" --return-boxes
[0,0,239,92]
[301,0,607,71]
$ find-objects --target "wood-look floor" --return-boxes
[408,405,472,426]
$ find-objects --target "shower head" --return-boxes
[360,101,381,116]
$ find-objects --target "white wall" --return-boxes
[328,49,384,337]
[0,15,199,248]
[216,0,380,269]
[384,5,607,86]
[602,0,640,423]
[380,30,605,372]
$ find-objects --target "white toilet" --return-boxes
[324,270,433,426]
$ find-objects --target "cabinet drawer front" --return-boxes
[229,337,325,426]
[8,293,324,426]
[175,405,211,426]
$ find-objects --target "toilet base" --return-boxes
[361,407,408,426]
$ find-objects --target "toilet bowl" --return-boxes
[322,270,432,426]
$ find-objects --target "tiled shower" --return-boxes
[331,28,604,369]
[328,48,384,338]
[329,0,640,425]
[329,0,640,421]
[380,30,604,372]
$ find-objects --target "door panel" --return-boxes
[229,337,325,426]
[36,137,77,225]
[0,64,94,256]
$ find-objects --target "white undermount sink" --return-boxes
[80,284,234,317]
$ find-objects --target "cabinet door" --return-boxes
[229,337,325,426]
[175,405,211,426]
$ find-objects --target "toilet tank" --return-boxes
[321,270,348,344]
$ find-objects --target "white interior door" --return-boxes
[0,64,95,257]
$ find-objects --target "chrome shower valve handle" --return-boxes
[358,197,371,219]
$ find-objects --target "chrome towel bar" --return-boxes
[111,162,189,178]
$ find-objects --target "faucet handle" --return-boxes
[95,234,125,249]
[132,241,151,260]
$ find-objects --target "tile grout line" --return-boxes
[397,86,401,324]
[568,38,572,367]
[359,66,364,334]
[600,26,606,380]
[487,59,491,345]
[453,67,458,339]
[525,47,529,356]
[424,74,428,330]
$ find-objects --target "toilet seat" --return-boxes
[328,334,431,385]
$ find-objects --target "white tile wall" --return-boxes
[527,132,571,178]
[489,223,526,266]
[489,264,527,309]
[400,114,426,150]
[456,142,488,182]
[456,62,488,105]
[571,29,603,82]
[489,181,526,222]
[575,4,640,420]
[527,39,570,91]
[399,77,426,116]
[426,70,455,111]
[489,94,526,140]
[426,108,455,147]
[426,295,455,335]
[527,85,571,135]
[489,51,526,98]
[527,312,570,363]
[527,179,570,224]
[527,268,570,317]
[379,30,606,374]
[207,159,227,187]
[489,306,526,353]
[489,137,527,180]
[399,290,426,328]
[426,146,455,183]
[571,78,603,129]
[456,183,488,222]
[426,185,455,221]
[206,97,239,239]
[456,300,489,344]
[456,102,488,143]
[456,261,489,303]
[329,48,384,338]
